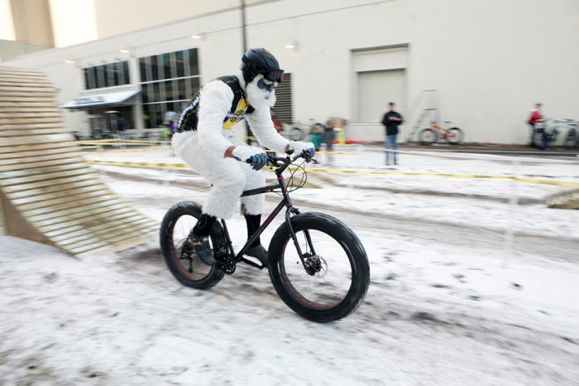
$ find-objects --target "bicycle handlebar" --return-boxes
[232,151,312,174]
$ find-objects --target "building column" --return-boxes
[128,50,143,131]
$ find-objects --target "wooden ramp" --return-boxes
[0,66,157,257]
[546,188,579,210]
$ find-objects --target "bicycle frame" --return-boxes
[218,155,315,271]
[431,123,450,139]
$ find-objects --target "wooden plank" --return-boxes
[0,173,99,193]
[32,203,130,228]
[74,233,155,257]
[13,185,109,208]
[0,152,81,166]
[0,82,54,89]
[50,217,154,245]
[0,90,57,98]
[0,78,52,86]
[0,112,61,119]
[0,123,65,130]
[0,128,67,137]
[0,157,84,172]
[0,96,56,103]
[44,212,149,238]
[59,222,157,250]
[0,117,63,125]
[0,160,87,175]
[57,237,108,252]
[35,206,134,232]
[0,133,74,147]
[22,194,121,218]
[0,71,46,79]
[0,66,45,73]
[0,167,96,186]
[0,141,77,155]
[0,163,90,179]
[0,103,59,111]
[0,85,56,93]
[4,178,101,199]
[16,188,112,210]
[0,73,47,81]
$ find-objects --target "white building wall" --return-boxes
[4,0,579,144]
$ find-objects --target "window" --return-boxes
[138,48,200,128]
[175,51,184,78]
[83,61,130,90]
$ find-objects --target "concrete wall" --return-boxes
[92,0,267,40]
[5,0,579,144]
[9,0,54,47]
[0,0,15,40]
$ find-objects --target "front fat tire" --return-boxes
[160,201,225,289]
[447,127,464,144]
[268,213,370,322]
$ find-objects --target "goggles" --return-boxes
[264,69,284,83]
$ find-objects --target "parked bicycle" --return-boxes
[160,153,370,322]
[533,119,560,149]
[562,119,578,149]
[283,119,325,141]
[419,120,464,145]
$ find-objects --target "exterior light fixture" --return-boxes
[191,33,206,41]
[284,41,299,51]
[119,49,131,54]
[64,59,76,64]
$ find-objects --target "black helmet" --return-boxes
[241,48,284,84]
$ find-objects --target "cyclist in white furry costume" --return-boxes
[172,48,315,267]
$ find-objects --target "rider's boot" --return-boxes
[189,213,217,266]
[245,214,269,267]
[245,244,269,267]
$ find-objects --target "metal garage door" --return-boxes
[357,69,406,123]
[274,73,293,123]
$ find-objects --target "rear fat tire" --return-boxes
[419,128,436,145]
[160,201,225,289]
[268,212,370,322]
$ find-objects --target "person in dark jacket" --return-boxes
[381,102,403,165]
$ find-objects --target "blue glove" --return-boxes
[247,152,268,170]
[232,146,268,170]
[289,141,316,161]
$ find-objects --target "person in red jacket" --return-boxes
[527,103,544,148]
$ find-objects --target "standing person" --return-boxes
[527,103,544,148]
[381,102,403,165]
[324,118,336,165]
[172,48,315,267]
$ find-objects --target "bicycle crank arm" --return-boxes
[239,256,266,270]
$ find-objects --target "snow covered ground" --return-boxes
[1,146,578,385]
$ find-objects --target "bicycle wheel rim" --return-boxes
[277,229,356,310]
[421,129,435,143]
[167,213,215,281]
[447,128,462,144]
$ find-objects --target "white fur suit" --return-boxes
[172,74,289,220]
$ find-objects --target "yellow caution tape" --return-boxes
[86,159,579,188]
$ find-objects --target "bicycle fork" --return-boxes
[285,208,320,276]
